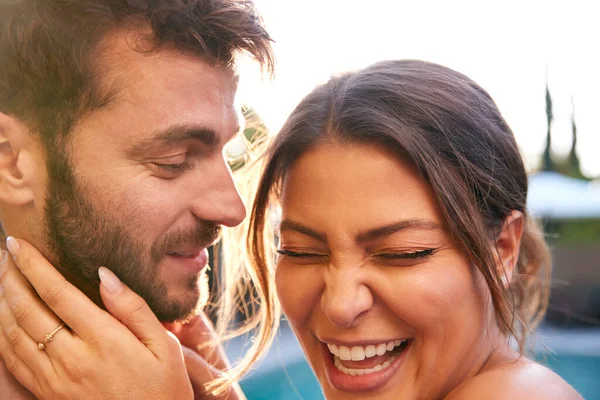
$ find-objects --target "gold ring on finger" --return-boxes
[38,322,65,351]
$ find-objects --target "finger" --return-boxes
[0,250,73,360]
[0,290,54,383]
[5,237,113,339]
[98,267,171,358]
[0,328,40,399]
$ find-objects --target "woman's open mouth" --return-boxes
[321,338,412,392]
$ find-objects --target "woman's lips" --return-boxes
[322,339,412,392]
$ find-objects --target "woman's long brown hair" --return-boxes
[244,60,551,376]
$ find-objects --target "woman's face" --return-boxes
[276,143,501,400]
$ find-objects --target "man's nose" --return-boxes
[321,266,373,329]
[214,179,246,227]
[191,158,246,227]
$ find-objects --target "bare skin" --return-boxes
[0,358,35,400]
[446,357,581,399]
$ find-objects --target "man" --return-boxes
[0,0,274,397]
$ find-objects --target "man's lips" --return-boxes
[165,249,209,274]
[167,250,202,258]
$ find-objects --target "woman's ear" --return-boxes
[0,112,36,206]
[494,210,525,286]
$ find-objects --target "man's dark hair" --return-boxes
[0,0,274,149]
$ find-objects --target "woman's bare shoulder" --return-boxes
[445,358,583,400]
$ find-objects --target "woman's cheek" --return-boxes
[383,263,469,331]
[275,262,322,323]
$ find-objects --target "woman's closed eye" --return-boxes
[276,248,438,266]
[276,249,329,264]
[371,248,437,266]
[374,248,434,259]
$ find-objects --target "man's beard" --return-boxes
[42,148,219,322]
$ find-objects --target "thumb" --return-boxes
[98,266,168,357]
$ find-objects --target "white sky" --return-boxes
[237,0,600,177]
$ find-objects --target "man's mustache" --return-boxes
[150,223,221,263]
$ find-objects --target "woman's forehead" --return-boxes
[279,143,446,234]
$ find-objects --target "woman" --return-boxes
[0,60,581,399]
[247,59,580,399]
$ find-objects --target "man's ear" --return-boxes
[494,210,525,287]
[0,112,36,206]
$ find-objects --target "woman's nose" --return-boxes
[321,268,373,329]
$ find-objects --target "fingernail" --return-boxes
[6,236,20,257]
[98,266,122,294]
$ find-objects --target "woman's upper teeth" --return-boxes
[327,340,406,361]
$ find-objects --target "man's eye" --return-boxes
[152,161,193,176]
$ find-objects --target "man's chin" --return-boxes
[151,297,203,323]
[152,272,209,323]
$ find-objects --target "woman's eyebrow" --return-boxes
[355,219,444,245]
[278,220,327,242]
[278,218,443,245]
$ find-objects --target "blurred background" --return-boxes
[224,0,600,398]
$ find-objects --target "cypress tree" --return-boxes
[541,80,555,171]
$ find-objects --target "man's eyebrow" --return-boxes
[278,218,444,245]
[355,219,444,245]
[278,220,327,243]
[129,124,236,154]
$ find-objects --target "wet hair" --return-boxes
[248,60,551,359]
[0,0,274,150]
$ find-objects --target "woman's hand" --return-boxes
[0,354,36,400]
[0,237,194,400]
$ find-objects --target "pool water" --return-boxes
[241,359,323,400]
[537,354,600,399]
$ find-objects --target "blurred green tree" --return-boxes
[539,83,588,180]
[541,80,555,172]
[560,99,585,179]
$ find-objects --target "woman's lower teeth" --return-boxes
[333,354,398,376]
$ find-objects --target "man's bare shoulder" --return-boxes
[445,358,582,400]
